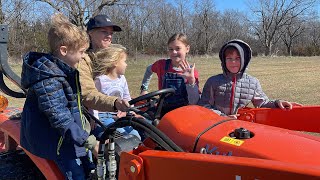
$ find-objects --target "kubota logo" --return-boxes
[200,144,232,156]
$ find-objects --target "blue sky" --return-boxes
[165,0,320,22]
[215,0,320,15]
[215,0,248,12]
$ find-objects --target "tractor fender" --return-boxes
[0,119,64,180]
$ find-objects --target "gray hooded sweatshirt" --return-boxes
[198,39,277,116]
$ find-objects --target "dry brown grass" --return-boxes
[128,55,320,106]
[247,56,320,105]
[1,55,320,108]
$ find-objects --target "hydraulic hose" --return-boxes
[103,116,184,152]
[82,106,183,152]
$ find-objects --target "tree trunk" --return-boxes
[287,46,292,56]
[264,45,272,56]
[0,0,3,24]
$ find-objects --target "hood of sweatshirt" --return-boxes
[219,39,252,78]
[21,52,75,89]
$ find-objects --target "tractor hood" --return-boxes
[156,105,320,167]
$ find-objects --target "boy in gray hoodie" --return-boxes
[198,39,301,118]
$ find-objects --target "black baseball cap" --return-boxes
[86,15,122,32]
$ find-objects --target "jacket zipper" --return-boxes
[76,72,88,153]
[229,76,237,115]
[75,73,85,128]
[57,137,63,155]
[57,72,85,155]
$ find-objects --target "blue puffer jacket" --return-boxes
[20,52,89,160]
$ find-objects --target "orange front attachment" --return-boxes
[237,106,320,132]
[119,150,320,180]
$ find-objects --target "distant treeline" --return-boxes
[1,0,320,58]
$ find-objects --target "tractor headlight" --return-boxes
[0,95,8,112]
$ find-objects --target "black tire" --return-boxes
[0,150,45,180]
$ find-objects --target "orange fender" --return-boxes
[0,107,22,152]
[0,132,5,152]
[0,118,64,180]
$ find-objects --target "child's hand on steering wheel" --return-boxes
[117,111,127,118]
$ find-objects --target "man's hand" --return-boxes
[115,98,130,112]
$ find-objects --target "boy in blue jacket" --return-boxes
[20,14,96,179]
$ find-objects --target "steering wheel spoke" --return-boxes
[129,88,175,120]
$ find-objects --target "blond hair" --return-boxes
[167,33,190,46]
[48,14,89,53]
[92,44,127,77]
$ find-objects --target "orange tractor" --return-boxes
[0,25,320,179]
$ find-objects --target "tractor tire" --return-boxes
[0,150,45,180]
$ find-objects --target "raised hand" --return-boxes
[179,60,196,85]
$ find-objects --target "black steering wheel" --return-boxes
[128,88,175,120]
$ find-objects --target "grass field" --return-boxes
[127,55,320,105]
[1,55,320,108]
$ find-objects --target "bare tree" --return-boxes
[158,2,181,38]
[141,0,171,54]
[309,24,320,48]
[130,0,154,53]
[304,20,320,55]
[175,0,192,34]
[280,17,305,56]
[219,11,251,43]
[4,0,36,57]
[0,0,3,23]
[248,0,317,56]
[36,0,121,28]
[2,0,320,57]
[192,0,219,54]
